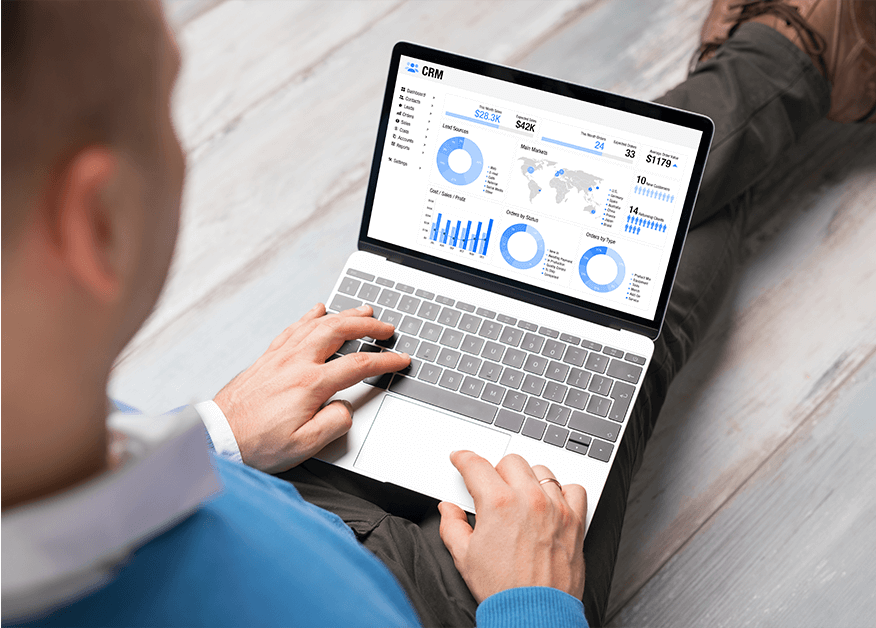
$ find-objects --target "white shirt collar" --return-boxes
[1,406,222,623]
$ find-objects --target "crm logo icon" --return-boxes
[406,62,419,73]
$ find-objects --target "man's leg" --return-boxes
[281,21,830,628]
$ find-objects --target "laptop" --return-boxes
[317,42,713,531]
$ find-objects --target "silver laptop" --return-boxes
[317,42,713,531]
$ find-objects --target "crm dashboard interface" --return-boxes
[367,54,704,321]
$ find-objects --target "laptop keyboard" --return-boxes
[327,268,646,464]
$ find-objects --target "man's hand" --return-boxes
[213,303,409,473]
[438,451,587,603]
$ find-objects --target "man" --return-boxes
[2,0,873,626]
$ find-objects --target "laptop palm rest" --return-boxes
[354,395,510,512]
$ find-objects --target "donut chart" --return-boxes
[500,223,545,270]
[436,136,484,185]
[579,246,625,292]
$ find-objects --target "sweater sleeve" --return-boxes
[476,587,588,628]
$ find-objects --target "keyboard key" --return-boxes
[376,277,394,287]
[459,313,483,333]
[522,417,547,440]
[609,381,636,422]
[415,289,435,300]
[501,348,526,369]
[437,307,461,327]
[584,353,609,374]
[329,293,361,312]
[436,295,454,306]
[478,361,502,382]
[379,309,404,327]
[566,389,589,410]
[586,396,612,417]
[482,383,505,404]
[439,328,464,349]
[437,348,461,369]
[418,301,441,321]
[495,409,525,433]
[399,316,422,335]
[461,334,485,355]
[396,283,414,294]
[539,326,559,338]
[347,268,375,281]
[419,321,442,342]
[439,370,463,391]
[363,372,393,389]
[581,340,602,351]
[390,376,498,424]
[416,342,440,362]
[481,341,505,362]
[377,289,401,308]
[543,381,567,403]
[523,354,547,375]
[545,361,570,382]
[607,359,643,384]
[460,376,485,397]
[560,333,580,345]
[566,432,592,455]
[398,295,421,314]
[502,390,527,411]
[375,334,397,349]
[458,355,482,375]
[357,283,381,302]
[339,277,360,295]
[523,397,548,419]
[395,335,419,355]
[337,340,360,355]
[398,357,422,378]
[418,364,442,384]
[568,368,591,390]
[589,440,614,462]
[569,412,619,442]
[521,374,546,395]
[497,314,517,325]
[544,425,569,447]
[625,353,646,365]
[521,333,545,353]
[546,404,571,426]
[603,346,624,358]
[499,368,524,389]
[476,307,496,319]
[588,374,613,396]
[365,303,383,319]
[479,320,502,340]
[518,320,538,332]
[562,346,587,367]
[499,326,523,347]
[542,339,566,359]
[456,302,475,312]
[359,344,381,353]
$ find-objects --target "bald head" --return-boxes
[2,0,168,246]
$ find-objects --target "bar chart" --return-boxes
[429,212,494,255]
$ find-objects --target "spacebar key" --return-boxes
[389,377,498,424]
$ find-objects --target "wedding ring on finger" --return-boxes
[539,477,562,490]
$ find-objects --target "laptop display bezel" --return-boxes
[358,41,714,340]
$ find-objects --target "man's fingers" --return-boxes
[291,399,355,461]
[302,314,398,361]
[560,483,588,522]
[437,501,473,566]
[267,303,327,351]
[320,350,410,393]
[449,450,508,510]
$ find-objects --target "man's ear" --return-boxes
[50,147,124,303]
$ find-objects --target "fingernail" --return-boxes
[357,305,370,312]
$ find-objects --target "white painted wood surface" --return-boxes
[112,1,876,624]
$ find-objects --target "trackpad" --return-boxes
[354,396,510,512]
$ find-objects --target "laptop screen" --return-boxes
[362,43,712,336]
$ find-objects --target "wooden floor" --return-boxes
[110,1,876,625]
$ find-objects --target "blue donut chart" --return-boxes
[436,136,484,185]
[500,223,545,270]
[579,246,625,292]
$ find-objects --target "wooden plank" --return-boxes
[604,121,876,618]
[111,0,593,393]
[608,346,876,627]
